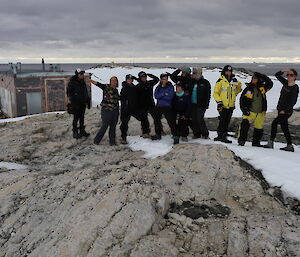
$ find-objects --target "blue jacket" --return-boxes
[154,82,175,107]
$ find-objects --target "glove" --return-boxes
[217,102,223,112]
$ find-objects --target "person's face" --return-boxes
[182,71,188,77]
[287,71,297,82]
[225,70,232,77]
[161,77,168,85]
[111,77,118,88]
[140,75,147,82]
[176,86,183,93]
[78,73,85,80]
[251,77,258,85]
[126,78,133,84]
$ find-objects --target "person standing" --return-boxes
[173,81,192,142]
[187,67,211,139]
[213,65,242,143]
[151,73,178,144]
[169,66,192,90]
[67,69,91,139]
[238,72,273,147]
[91,76,120,146]
[135,71,159,138]
[264,69,299,152]
[120,74,150,144]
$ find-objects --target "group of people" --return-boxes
[67,65,299,152]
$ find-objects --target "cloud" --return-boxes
[0,0,299,62]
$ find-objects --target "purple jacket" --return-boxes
[154,82,175,107]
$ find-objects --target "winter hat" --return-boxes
[138,71,147,78]
[175,81,185,88]
[192,67,203,77]
[75,68,85,75]
[181,66,192,74]
[160,73,169,79]
[126,74,134,80]
[221,65,233,75]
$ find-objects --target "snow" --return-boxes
[127,132,300,200]
[0,162,28,170]
[86,67,300,118]
[0,111,65,124]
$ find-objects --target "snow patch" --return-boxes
[127,132,300,200]
[0,162,28,170]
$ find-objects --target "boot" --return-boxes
[73,129,82,139]
[142,133,151,139]
[120,138,128,145]
[151,134,162,140]
[238,119,250,145]
[214,132,223,142]
[263,140,274,149]
[173,136,180,145]
[181,137,188,142]
[238,140,245,146]
[220,134,232,144]
[192,135,201,139]
[201,135,210,139]
[252,128,263,147]
[79,126,90,137]
[280,144,294,152]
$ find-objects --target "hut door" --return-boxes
[26,92,42,115]
[45,79,66,112]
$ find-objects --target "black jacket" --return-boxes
[187,78,211,109]
[275,71,299,114]
[120,81,138,115]
[170,69,192,90]
[172,92,192,118]
[240,73,273,114]
[135,74,159,110]
[67,75,90,106]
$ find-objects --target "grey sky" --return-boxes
[0,0,299,63]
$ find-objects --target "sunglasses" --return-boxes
[287,74,295,77]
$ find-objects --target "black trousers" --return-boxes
[217,107,234,137]
[94,108,119,144]
[120,110,150,139]
[72,106,86,131]
[270,113,292,144]
[153,107,177,137]
[176,117,189,137]
[191,105,209,137]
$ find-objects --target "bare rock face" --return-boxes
[1,109,300,257]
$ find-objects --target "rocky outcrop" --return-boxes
[1,109,300,257]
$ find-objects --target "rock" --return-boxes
[0,109,300,256]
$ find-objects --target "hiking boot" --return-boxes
[110,142,118,146]
[73,129,82,139]
[151,134,162,140]
[192,135,201,139]
[173,136,180,145]
[120,138,128,145]
[263,140,274,149]
[220,135,232,144]
[79,126,90,137]
[142,133,151,139]
[214,136,222,142]
[238,140,245,146]
[280,144,294,152]
[252,142,263,147]
[201,135,210,139]
[181,137,188,142]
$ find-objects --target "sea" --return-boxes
[1,63,300,76]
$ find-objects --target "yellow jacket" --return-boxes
[213,75,242,108]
